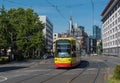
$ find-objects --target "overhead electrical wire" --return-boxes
[3,0,107,25]
[45,0,68,23]
[56,4,83,8]
[3,0,108,8]
[3,0,31,7]
[53,1,107,8]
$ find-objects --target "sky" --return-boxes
[0,0,110,35]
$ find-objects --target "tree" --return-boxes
[97,40,103,55]
[0,6,14,56]
[0,6,45,60]
[8,8,45,59]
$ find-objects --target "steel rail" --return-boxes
[93,62,101,83]
[66,67,88,83]
[16,69,55,83]
[40,69,71,83]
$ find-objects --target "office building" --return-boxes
[101,0,120,56]
[39,16,53,52]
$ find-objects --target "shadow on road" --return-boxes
[0,66,27,72]
[77,60,108,69]
[88,61,108,69]
[77,60,89,68]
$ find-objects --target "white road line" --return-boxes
[0,76,7,82]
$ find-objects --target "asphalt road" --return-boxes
[0,55,119,83]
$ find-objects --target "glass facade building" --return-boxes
[93,25,101,40]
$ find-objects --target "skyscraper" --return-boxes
[69,16,74,36]
[93,25,101,40]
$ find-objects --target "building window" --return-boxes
[113,22,114,27]
[112,15,114,20]
[115,19,117,24]
[118,24,120,29]
[115,13,117,18]
[118,9,120,15]
[115,27,116,33]
[110,18,112,22]
[118,17,120,22]
[110,24,112,28]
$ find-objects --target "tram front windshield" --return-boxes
[56,40,71,58]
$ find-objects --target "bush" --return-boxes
[0,56,9,64]
[113,65,120,79]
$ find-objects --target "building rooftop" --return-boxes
[101,0,114,16]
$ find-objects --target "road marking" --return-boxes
[0,76,7,82]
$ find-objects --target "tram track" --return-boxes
[66,65,89,83]
[39,60,89,83]
[40,69,70,83]
[17,67,86,83]
[0,59,57,83]
[91,60,107,83]
[16,69,55,83]
[39,68,87,83]
[66,60,89,83]
[0,60,106,83]
[66,61,101,83]
[15,68,71,83]
[92,62,101,83]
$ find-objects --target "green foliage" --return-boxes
[97,41,103,55]
[0,6,10,49]
[0,6,45,60]
[108,79,120,83]
[113,65,120,80]
[0,56,9,64]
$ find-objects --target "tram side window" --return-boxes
[72,46,76,57]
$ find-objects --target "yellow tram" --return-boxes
[54,37,81,68]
